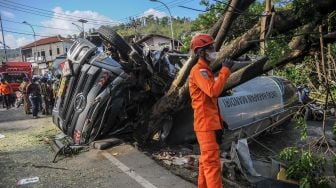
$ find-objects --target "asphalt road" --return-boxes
[0,107,195,188]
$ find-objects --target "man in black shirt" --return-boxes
[26,77,41,118]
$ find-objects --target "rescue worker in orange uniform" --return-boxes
[189,34,233,188]
[0,79,12,109]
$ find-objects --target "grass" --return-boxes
[0,124,60,152]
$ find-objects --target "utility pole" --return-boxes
[319,25,326,81]
[23,21,37,62]
[0,14,8,62]
[149,0,175,51]
[72,22,84,38]
[260,0,271,73]
[327,18,333,79]
[78,19,88,38]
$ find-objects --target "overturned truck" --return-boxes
[52,27,186,145]
[52,26,298,147]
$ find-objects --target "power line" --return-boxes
[2,18,79,32]
[1,0,196,38]
[1,0,194,25]
[178,5,206,12]
[2,0,119,24]
[0,4,115,26]
[2,29,54,38]
[2,26,35,33]
[178,4,267,17]
[0,0,120,25]
[2,0,185,24]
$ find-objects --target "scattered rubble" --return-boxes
[16,177,39,185]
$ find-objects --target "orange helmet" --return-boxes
[190,34,214,52]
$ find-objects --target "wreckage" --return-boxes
[49,0,336,186]
[52,0,336,148]
[52,26,298,147]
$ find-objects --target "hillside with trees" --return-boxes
[110,15,193,42]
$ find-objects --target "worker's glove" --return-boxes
[222,58,234,69]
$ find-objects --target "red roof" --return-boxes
[22,36,73,49]
[2,61,31,67]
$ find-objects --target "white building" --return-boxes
[21,35,73,75]
[136,34,182,51]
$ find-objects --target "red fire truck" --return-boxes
[0,61,33,91]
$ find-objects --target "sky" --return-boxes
[0,0,204,49]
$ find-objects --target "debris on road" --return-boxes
[91,138,122,150]
[16,177,39,185]
[236,139,261,177]
[0,133,5,139]
[152,148,199,170]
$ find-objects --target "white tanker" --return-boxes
[165,76,299,147]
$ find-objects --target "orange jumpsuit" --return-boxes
[0,82,12,109]
[0,82,12,95]
[189,58,231,188]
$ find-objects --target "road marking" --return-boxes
[102,151,157,188]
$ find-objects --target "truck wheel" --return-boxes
[97,26,131,61]
[314,111,323,121]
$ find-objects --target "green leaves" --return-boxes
[279,147,299,161]
[293,0,319,23]
[293,112,308,140]
[279,148,328,187]
[333,122,336,136]
[180,35,193,53]
[274,56,314,86]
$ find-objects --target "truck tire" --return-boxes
[97,26,131,61]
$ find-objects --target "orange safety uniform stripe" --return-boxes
[189,58,231,131]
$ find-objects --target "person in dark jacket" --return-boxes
[40,77,51,115]
[26,77,41,118]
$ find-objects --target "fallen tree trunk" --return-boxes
[136,0,255,143]
[139,24,313,143]
[220,22,319,95]
[214,0,254,51]
[211,9,307,72]
[211,0,336,72]
[135,0,336,144]
[168,0,255,93]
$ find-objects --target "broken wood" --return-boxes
[146,23,311,143]
[136,0,336,144]
[211,0,336,72]
[215,0,244,51]
[259,0,272,55]
[319,26,327,81]
[315,53,323,84]
[32,164,69,170]
[310,79,336,156]
[168,0,255,92]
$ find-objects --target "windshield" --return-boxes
[0,72,28,83]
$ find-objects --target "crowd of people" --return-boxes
[0,75,61,119]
